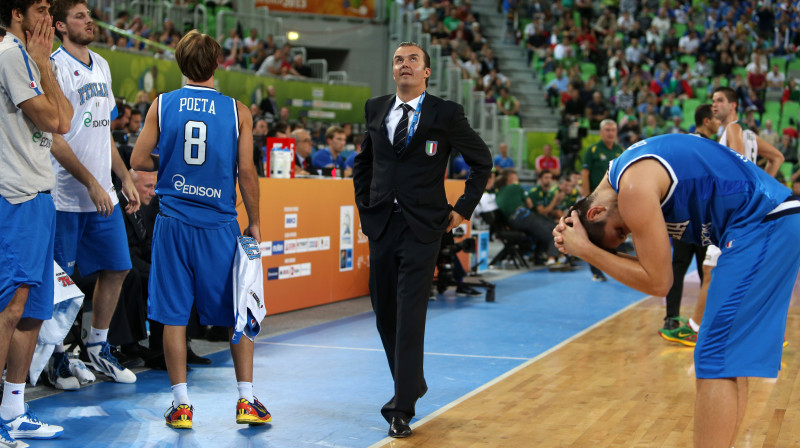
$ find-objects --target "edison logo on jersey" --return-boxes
[77,82,109,105]
[82,111,109,128]
[171,174,222,198]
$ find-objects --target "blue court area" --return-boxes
[30,265,646,448]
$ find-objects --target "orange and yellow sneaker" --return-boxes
[164,403,193,429]
[236,397,271,425]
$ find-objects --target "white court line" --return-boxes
[257,341,530,361]
[365,294,652,448]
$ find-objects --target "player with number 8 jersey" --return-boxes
[131,30,264,428]
[155,85,239,227]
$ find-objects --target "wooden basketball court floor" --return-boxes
[27,263,800,447]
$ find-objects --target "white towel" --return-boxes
[232,235,266,344]
[28,261,85,386]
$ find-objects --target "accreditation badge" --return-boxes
[425,140,438,156]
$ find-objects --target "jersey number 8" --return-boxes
[184,120,207,165]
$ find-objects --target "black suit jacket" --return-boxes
[353,93,492,243]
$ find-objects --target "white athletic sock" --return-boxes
[689,318,700,333]
[0,381,25,421]
[87,327,109,345]
[171,383,190,406]
[237,382,254,402]
[54,344,67,354]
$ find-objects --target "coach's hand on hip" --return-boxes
[447,210,465,232]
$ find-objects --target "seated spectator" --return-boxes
[783,78,800,105]
[748,46,769,73]
[253,118,268,176]
[535,143,560,177]
[715,50,733,77]
[416,0,436,21]
[243,28,260,54]
[526,25,549,65]
[483,68,509,91]
[290,53,312,78]
[496,86,521,119]
[562,82,585,124]
[126,109,143,145]
[766,64,786,92]
[343,135,363,178]
[546,66,570,109]
[690,54,712,87]
[746,65,767,97]
[311,126,347,176]
[451,153,470,179]
[259,85,279,120]
[585,91,610,129]
[759,119,780,147]
[641,114,663,138]
[493,168,562,266]
[776,133,798,165]
[617,10,635,34]
[111,101,132,146]
[291,128,313,174]
[528,170,563,221]
[678,29,700,55]
[256,48,286,76]
[593,8,616,38]
[553,34,575,62]
[624,37,644,65]
[493,142,515,168]
[664,116,686,134]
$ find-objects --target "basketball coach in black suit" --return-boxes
[353,42,492,438]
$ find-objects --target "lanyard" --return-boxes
[404,91,425,147]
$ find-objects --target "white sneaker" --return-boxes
[0,424,27,448]
[45,352,79,391]
[67,357,96,385]
[4,405,62,439]
[85,342,136,383]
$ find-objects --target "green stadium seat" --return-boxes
[732,67,748,79]
[674,23,687,37]
[780,102,799,131]
[771,56,789,73]
[679,54,696,69]
[787,59,800,73]
[682,99,702,127]
[580,62,597,77]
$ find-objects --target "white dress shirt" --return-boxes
[385,93,423,144]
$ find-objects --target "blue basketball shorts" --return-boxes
[53,205,132,277]
[0,194,56,320]
[695,212,800,379]
[148,215,240,327]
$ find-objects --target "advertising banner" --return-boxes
[255,0,375,19]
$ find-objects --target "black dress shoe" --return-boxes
[388,417,412,438]
[186,346,211,365]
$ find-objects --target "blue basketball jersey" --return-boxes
[155,85,239,228]
[607,134,791,247]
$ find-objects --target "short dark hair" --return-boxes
[694,104,713,127]
[51,0,85,41]
[175,30,220,83]
[1,0,50,29]
[397,41,430,87]
[129,108,142,118]
[712,86,738,106]
[569,195,612,251]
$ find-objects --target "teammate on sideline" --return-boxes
[0,0,73,444]
[130,30,267,429]
[554,133,800,448]
[48,0,140,385]
[659,88,785,346]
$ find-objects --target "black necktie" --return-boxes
[393,104,413,154]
